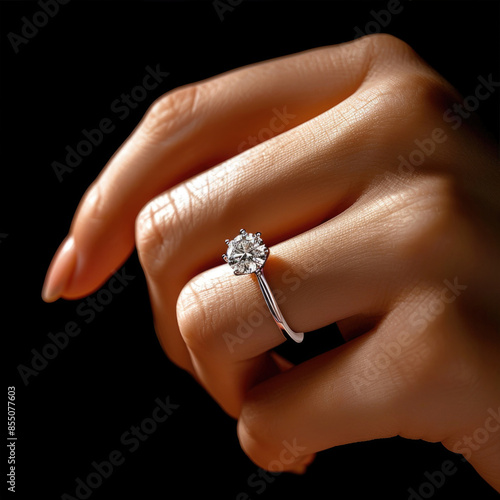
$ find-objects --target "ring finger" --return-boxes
[135,37,453,410]
[175,168,435,417]
[136,72,416,382]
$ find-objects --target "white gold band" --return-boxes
[223,229,304,344]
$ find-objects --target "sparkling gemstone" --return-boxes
[226,232,268,274]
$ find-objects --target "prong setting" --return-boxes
[221,228,304,342]
[223,230,268,274]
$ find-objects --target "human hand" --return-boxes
[42,34,500,487]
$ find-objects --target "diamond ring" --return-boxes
[223,229,304,343]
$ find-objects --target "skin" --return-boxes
[42,35,500,487]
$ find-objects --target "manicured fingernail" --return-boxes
[41,236,76,303]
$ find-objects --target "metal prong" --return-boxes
[264,247,269,253]
[225,239,230,245]
[240,229,247,236]
[256,232,261,237]
[222,254,228,262]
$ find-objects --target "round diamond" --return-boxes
[226,232,268,274]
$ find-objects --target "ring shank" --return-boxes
[255,270,304,343]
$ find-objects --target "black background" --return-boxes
[2,1,500,499]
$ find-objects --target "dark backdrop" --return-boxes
[2,1,499,499]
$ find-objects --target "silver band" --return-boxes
[223,229,304,344]
[255,269,304,343]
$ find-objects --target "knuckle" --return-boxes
[135,185,199,277]
[343,74,459,172]
[399,71,460,127]
[361,176,458,277]
[176,274,223,353]
[391,176,468,270]
[360,35,454,100]
[135,166,229,278]
[135,194,174,276]
[351,33,427,83]
[140,84,202,143]
[372,71,457,134]
[360,33,417,63]
[238,401,278,469]
[77,181,107,225]
[352,36,459,132]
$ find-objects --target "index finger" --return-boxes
[41,37,383,302]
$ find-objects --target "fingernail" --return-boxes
[41,236,76,303]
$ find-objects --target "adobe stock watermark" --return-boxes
[350,277,467,395]
[223,266,310,353]
[60,396,180,500]
[236,439,307,499]
[236,106,297,154]
[407,459,458,500]
[407,406,500,499]
[51,64,169,182]
[6,0,71,54]
[17,267,135,386]
[353,0,410,38]
[213,0,243,22]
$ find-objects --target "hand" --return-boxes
[42,34,500,487]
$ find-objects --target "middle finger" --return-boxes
[138,80,433,415]
[135,82,395,374]
[176,166,434,417]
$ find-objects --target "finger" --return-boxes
[140,37,454,384]
[175,172,433,415]
[42,36,386,302]
[236,305,498,477]
[237,329,403,472]
[236,331,406,472]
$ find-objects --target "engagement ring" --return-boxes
[223,229,304,343]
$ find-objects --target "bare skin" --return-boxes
[42,35,500,487]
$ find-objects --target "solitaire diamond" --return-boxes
[223,229,269,275]
[221,229,304,342]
